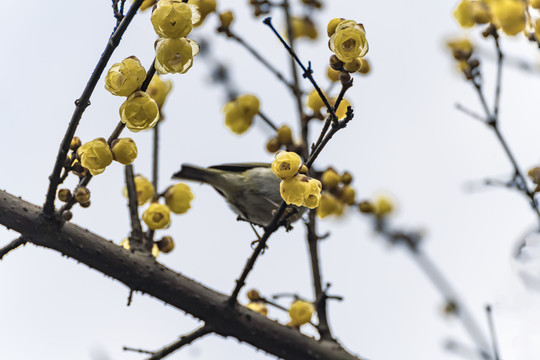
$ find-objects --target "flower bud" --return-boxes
[58,188,72,202]
[111,138,138,165]
[70,136,82,151]
[122,175,155,206]
[277,125,293,145]
[266,137,280,153]
[146,75,173,109]
[340,185,356,205]
[322,169,340,189]
[358,200,374,214]
[80,200,91,208]
[341,171,353,185]
[327,66,341,82]
[156,236,175,253]
[61,211,73,221]
[219,11,234,28]
[74,187,91,204]
[247,289,262,301]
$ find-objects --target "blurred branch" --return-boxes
[485,305,501,360]
[0,190,363,360]
[370,216,492,359]
[144,325,212,360]
[112,0,127,28]
[0,237,28,260]
[43,0,145,218]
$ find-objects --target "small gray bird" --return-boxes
[173,163,303,227]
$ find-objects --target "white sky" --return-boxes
[1,1,540,360]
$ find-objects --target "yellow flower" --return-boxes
[105,56,146,97]
[332,98,351,120]
[151,0,200,38]
[146,75,173,109]
[306,89,326,113]
[374,195,394,216]
[329,20,369,63]
[327,66,341,82]
[272,151,302,180]
[222,94,260,135]
[453,0,490,28]
[288,300,314,327]
[76,138,113,175]
[111,138,138,165]
[155,37,200,74]
[357,57,371,74]
[535,19,540,41]
[122,175,155,206]
[164,183,194,214]
[223,101,252,134]
[246,302,268,316]
[280,174,310,206]
[304,178,322,209]
[322,169,340,189]
[340,185,355,205]
[142,202,171,230]
[491,0,526,36]
[120,91,160,132]
[532,0,540,9]
[316,192,341,218]
[188,0,217,26]
[121,238,160,258]
[291,16,318,40]
[236,94,260,116]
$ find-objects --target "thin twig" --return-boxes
[257,110,279,132]
[227,32,296,93]
[123,346,154,355]
[281,0,308,159]
[144,325,212,360]
[228,202,288,305]
[493,36,503,122]
[455,103,486,123]
[485,305,501,360]
[0,237,28,260]
[306,211,333,340]
[263,17,337,123]
[125,164,145,251]
[43,0,145,217]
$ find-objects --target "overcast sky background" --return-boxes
[1,1,540,359]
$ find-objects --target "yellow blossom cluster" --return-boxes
[317,168,355,218]
[122,174,194,230]
[271,152,322,209]
[76,137,138,176]
[452,0,539,37]
[327,18,369,64]
[222,94,260,134]
[151,0,201,74]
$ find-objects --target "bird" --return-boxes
[173,163,304,227]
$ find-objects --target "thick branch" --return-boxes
[0,190,362,360]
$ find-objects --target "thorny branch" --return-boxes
[43,0,145,218]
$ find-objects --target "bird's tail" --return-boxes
[172,164,221,185]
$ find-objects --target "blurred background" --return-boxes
[1,1,540,359]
